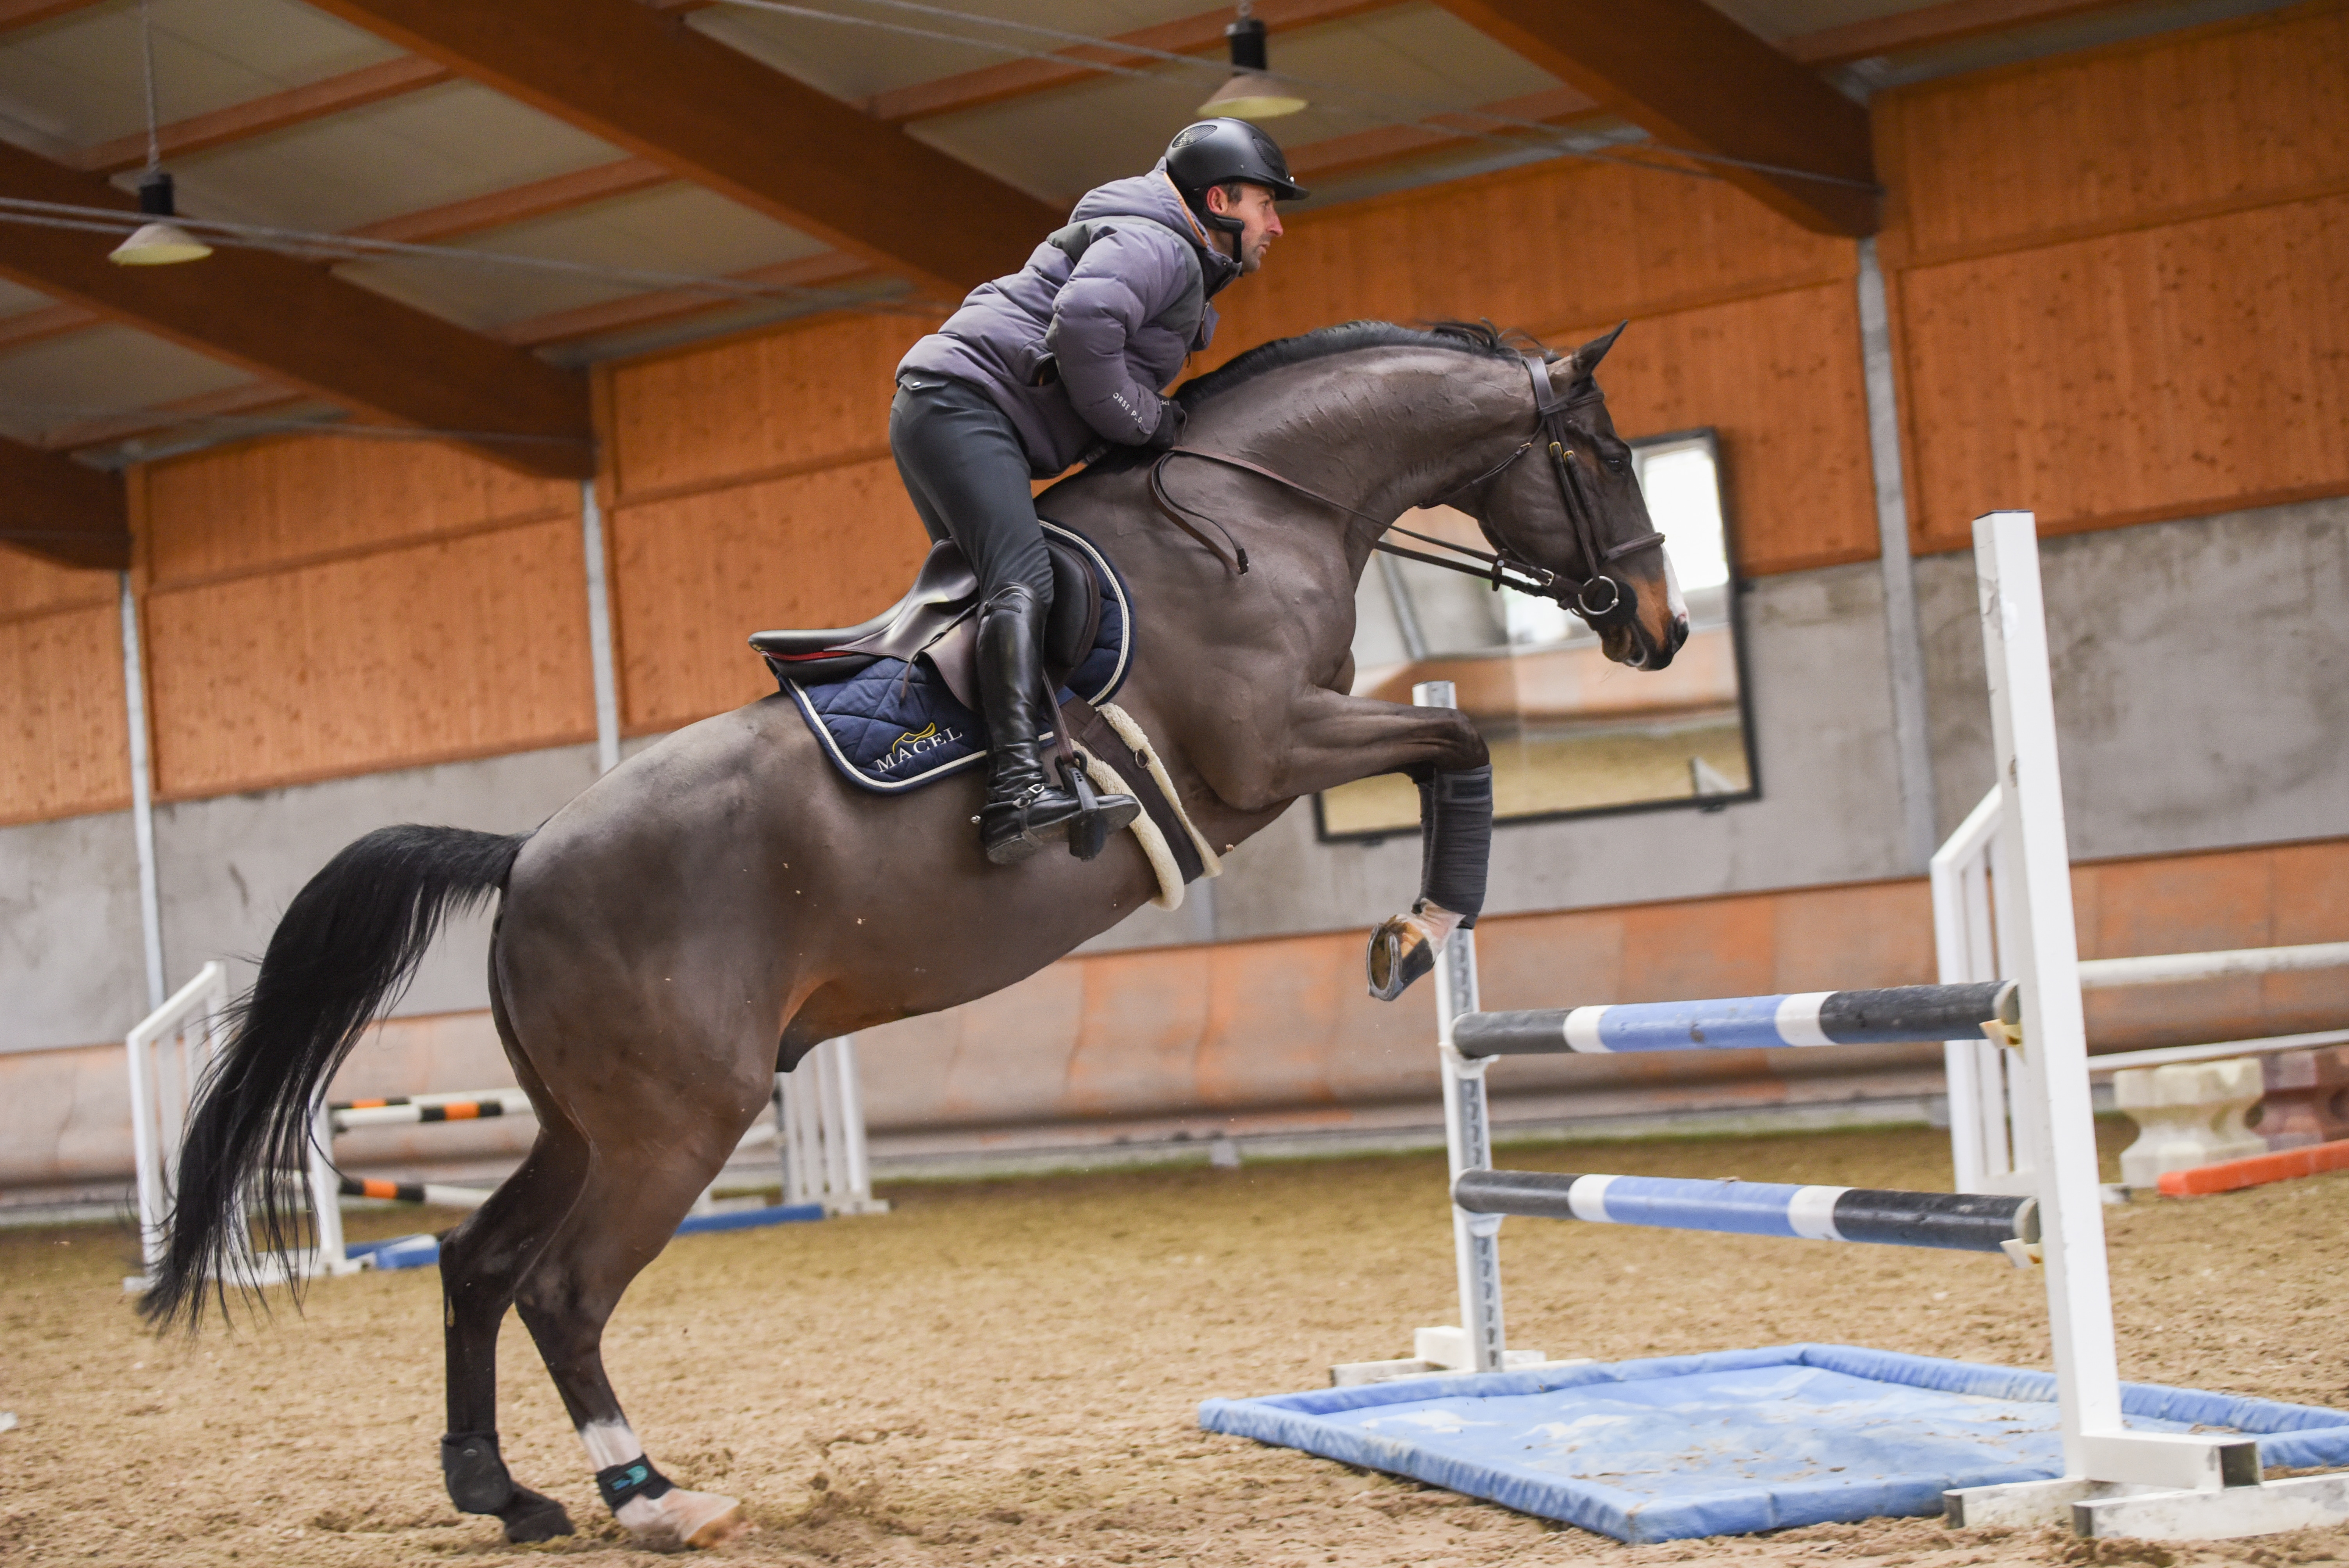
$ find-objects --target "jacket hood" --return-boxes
[1071,167,1239,292]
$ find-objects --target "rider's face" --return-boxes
[1207,182,1283,275]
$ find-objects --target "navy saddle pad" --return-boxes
[777,521,1132,793]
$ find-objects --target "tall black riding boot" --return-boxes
[975,584,1135,864]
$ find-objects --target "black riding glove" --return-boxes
[1143,398,1186,451]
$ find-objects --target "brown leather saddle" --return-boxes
[749,534,1103,710]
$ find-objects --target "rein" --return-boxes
[1146,352,1665,622]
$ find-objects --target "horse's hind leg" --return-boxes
[435,987,592,1541]
[513,1104,759,1551]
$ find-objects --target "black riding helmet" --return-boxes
[1164,118,1308,236]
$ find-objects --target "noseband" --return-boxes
[1144,352,1665,628]
[1410,353,1666,625]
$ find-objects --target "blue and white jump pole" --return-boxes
[1367,515,2328,1536]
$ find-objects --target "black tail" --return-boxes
[141,824,528,1331]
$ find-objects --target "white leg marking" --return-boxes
[577,1418,643,1470]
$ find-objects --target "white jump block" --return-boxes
[2114,1058,2266,1188]
[1327,1325,1583,1388]
[2076,1473,2349,1539]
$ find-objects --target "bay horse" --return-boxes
[144,320,1686,1549]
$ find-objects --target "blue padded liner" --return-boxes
[784,520,1132,793]
[1198,1344,2349,1543]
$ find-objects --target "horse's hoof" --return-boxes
[617,1487,750,1552]
[496,1486,574,1543]
[1366,915,1436,1001]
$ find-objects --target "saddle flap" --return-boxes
[915,536,1102,714]
[747,542,978,661]
[750,532,1103,713]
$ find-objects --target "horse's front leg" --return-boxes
[1192,687,1492,1002]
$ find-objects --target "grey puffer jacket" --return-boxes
[897,164,1240,478]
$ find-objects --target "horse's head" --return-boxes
[1464,324,1690,671]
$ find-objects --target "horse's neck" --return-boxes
[1214,358,1512,563]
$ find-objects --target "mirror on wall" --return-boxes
[1315,428,1757,839]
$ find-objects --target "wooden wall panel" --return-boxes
[1880,2,2349,554]
[145,435,574,587]
[1559,283,1877,575]
[1878,1,2349,265]
[607,312,930,501]
[1898,192,2349,551]
[612,457,928,732]
[0,548,115,621]
[1206,153,1855,365]
[0,602,129,825]
[144,518,592,797]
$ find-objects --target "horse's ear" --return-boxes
[1568,321,1629,378]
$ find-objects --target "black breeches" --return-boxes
[890,377,1054,610]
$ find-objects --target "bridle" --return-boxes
[1146,352,1667,627]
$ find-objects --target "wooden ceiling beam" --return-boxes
[493,251,877,349]
[0,0,101,30]
[863,0,1394,124]
[1285,84,1605,180]
[303,0,1056,298]
[0,141,592,478]
[1433,0,1880,234]
[73,57,452,175]
[0,436,127,570]
[1782,0,2146,64]
[348,156,672,245]
[0,301,99,351]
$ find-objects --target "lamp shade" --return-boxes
[1198,15,1306,119]
[109,171,211,267]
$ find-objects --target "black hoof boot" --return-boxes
[1366,914,1438,1001]
[497,1488,574,1543]
[444,1432,576,1542]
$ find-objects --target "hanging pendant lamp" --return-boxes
[1197,8,1307,120]
[108,0,209,266]
[110,169,212,266]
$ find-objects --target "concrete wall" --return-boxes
[1918,498,2349,853]
[0,741,599,1056]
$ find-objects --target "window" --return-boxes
[1315,429,1757,839]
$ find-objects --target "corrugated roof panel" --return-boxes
[0,0,402,151]
[329,182,829,333]
[153,78,624,233]
[0,322,254,444]
[689,0,1207,106]
[910,3,1558,205]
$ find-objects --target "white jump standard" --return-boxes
[1200,513,2349,1544]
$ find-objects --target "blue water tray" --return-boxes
[1198,1344,2349,1543]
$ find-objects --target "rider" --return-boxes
[893,119,1306,864]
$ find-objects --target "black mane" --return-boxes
[1171,319,1538,410]
[1066,320,1549,481]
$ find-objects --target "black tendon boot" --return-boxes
[975,584,1136,864]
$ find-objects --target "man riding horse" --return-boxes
[893,118,1306,864]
